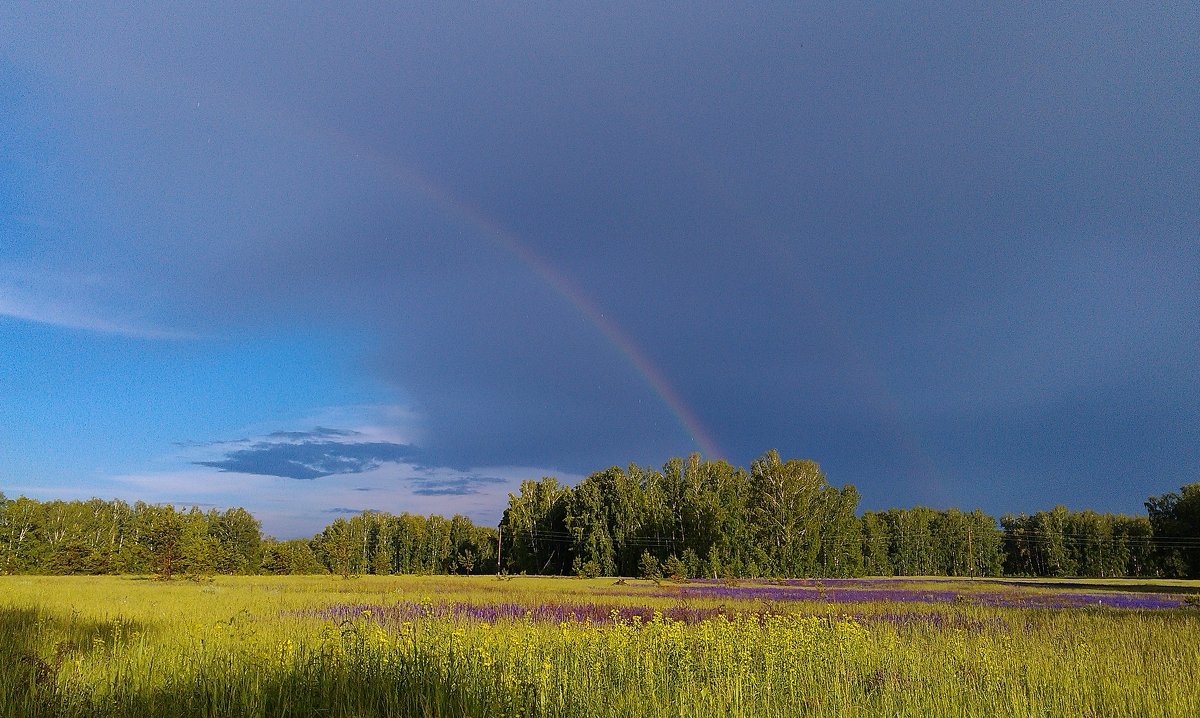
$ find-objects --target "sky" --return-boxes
[1,3,1196,538]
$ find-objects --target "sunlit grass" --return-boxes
[2,575,1199,717]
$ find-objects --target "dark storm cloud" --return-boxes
[186,428,504,498]
[195,440,416,480]
[3,4,1197,511]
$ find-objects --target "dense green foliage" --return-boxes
[1001,508,1155,578]
[497,452,1197,579]
[304,511,497,577]
[0,497,262,578]
[0,493,494,579]
[1146,484,1200,578]
[4,452,1199,578]
[499,453,869,579]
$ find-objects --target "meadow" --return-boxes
[2,574,1199,717]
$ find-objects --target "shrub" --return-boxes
[663,554,688,581]
[638,551,662,580]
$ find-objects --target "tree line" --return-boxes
[498,451,1200,580]
[0,493,495,579]
[0,497,263,578]
[2,452,1197,578]
[300,511,497,578]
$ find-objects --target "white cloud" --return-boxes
[0,266,191,339]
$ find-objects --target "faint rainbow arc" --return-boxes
[620,114,944,496]
[321,130,724,459]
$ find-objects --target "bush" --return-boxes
[638,551,662,580]
[663,554,687,581]
[575,559,602,579]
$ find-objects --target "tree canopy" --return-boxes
[2,455,1197,579]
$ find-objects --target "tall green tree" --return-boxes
[370,518,393,575]
[818,485,863,577]
[500,477,570,574]
[261,538,326,574]
[143,504,185,579]
[0,497,44,573]
[315,518,356,578]
[179,508,220,577]
[748,451,829,576]
[1146,483,1200,578]
[861,512,892,576]
[564,473,617,576]
[882,507,937,576]
[1113,515,1155,577]
[210,507,262,574]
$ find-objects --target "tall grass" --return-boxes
[2,575,1198,717]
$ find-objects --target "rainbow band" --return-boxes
[320,128,723,459]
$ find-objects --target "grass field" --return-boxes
[2,574,1199,717]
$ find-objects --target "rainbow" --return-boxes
[318,129,724,459]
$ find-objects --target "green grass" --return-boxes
[2,575,1198,717]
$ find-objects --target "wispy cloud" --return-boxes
[0,294,189,338]
[0,267,191,339]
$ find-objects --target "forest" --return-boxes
[2,450,1198,579]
